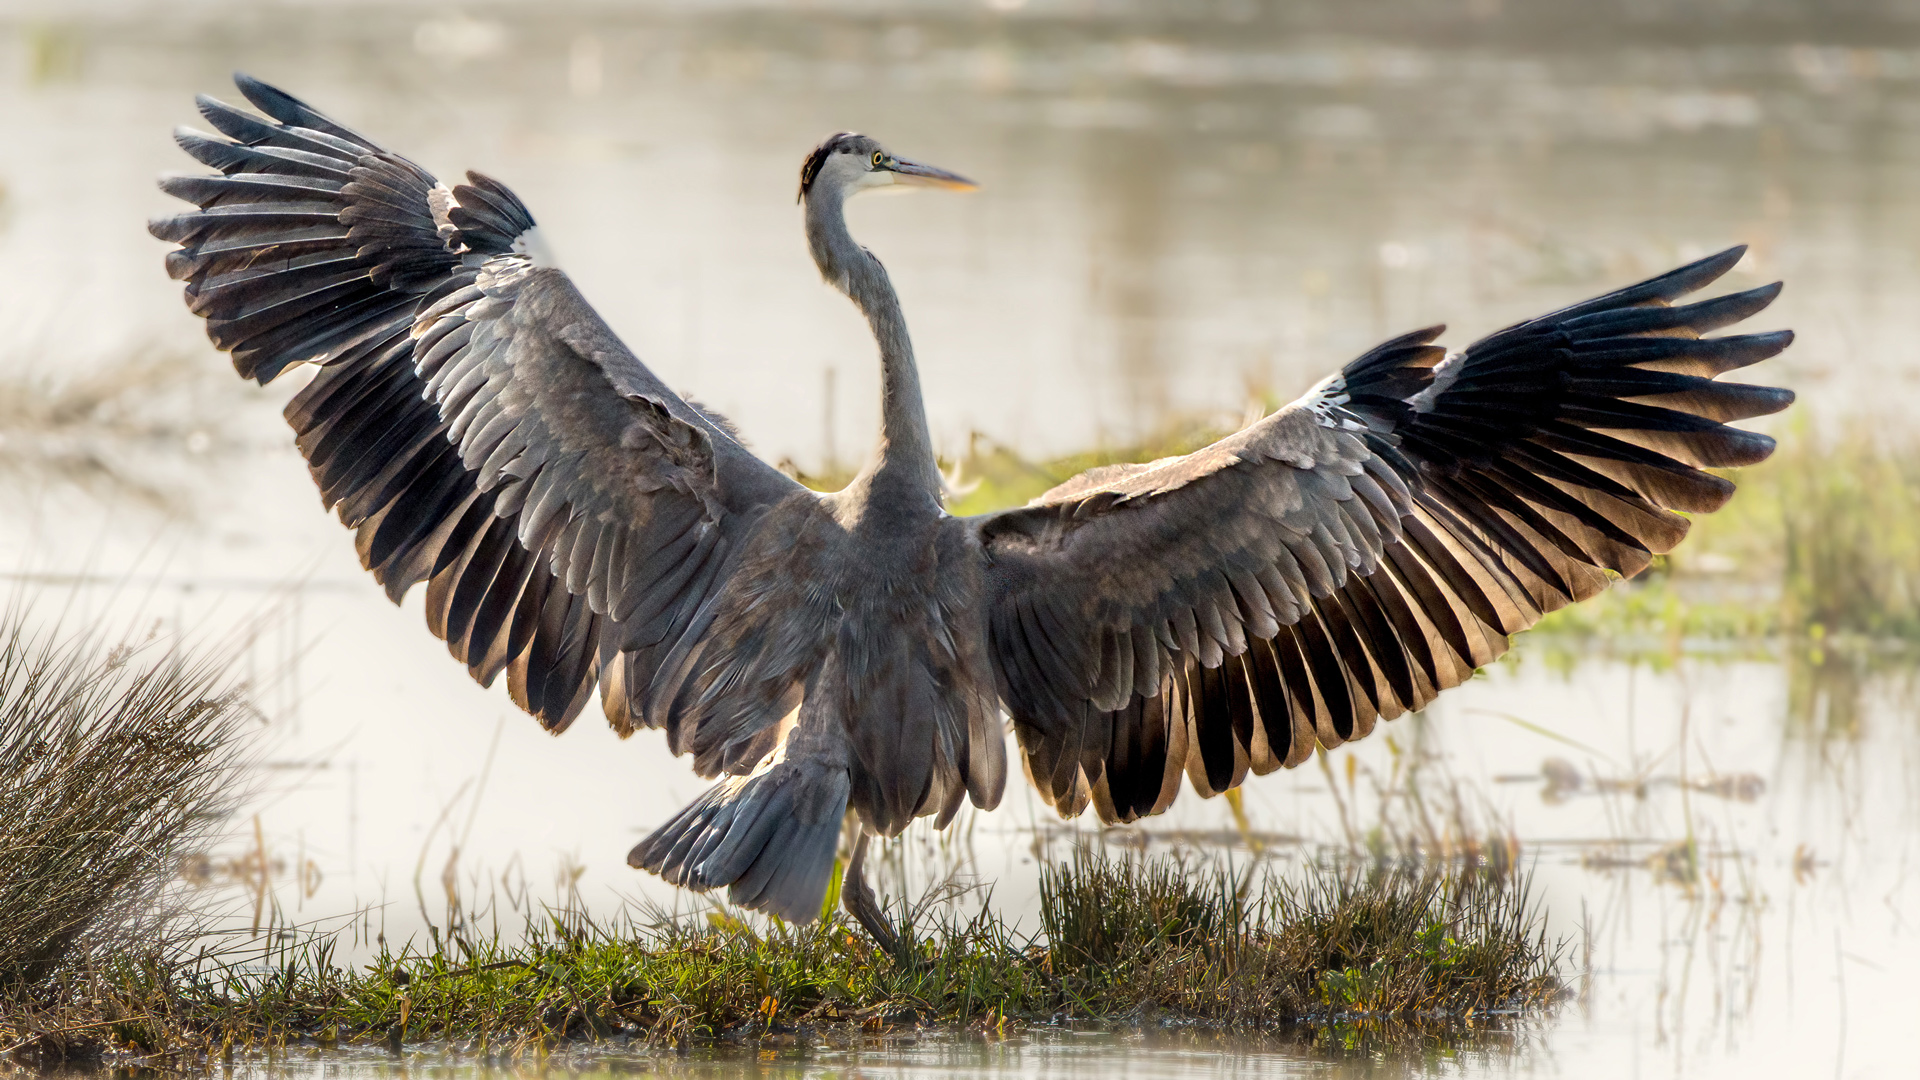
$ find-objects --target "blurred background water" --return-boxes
[1,1,1917,1077]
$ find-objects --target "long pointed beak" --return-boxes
[887,157,978,191]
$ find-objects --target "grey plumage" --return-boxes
[154,77,1793,935]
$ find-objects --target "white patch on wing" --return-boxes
[1410,351,1464,413]
[511,226,558,267]
[428,184,457,230]
[1296,372,1365,430]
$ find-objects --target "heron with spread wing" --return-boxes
[153,76,1793,948]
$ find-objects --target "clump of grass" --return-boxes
[32,902,1041,1061]
[1040,852,1242,975]
[1040,851,1560,1023]
[1271,862,1558,1016]
[0,611,250,990]
[16,852,1559,1064]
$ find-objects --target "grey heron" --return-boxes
[153,76,1793,949]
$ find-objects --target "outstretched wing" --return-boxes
[974,248,1793,822]
[153,75,807,737]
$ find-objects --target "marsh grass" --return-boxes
[0,611,250,993]
[1528,425,1920,651]
[6,851,1560,1065]
[784,420,1229,514]
[1040,851,1556,1022]
[1773,430,1920,640]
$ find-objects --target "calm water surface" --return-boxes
[1,2,1917,1077]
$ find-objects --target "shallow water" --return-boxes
[212,1025,1558,1079]
[2,2,1918,1077]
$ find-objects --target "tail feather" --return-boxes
[629,760,849,923]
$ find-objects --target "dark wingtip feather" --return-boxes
[1628,247,1741,300]
[196,94,277,145]
[173,126,239,170]
[1518,245,1752,332]
[1622,244,1746,305]
[1723,429,1777,466]
[232,73,307,122]
[233,72,379,150]
[1601,244,1748,310]
[1745,279,1783,309]
[1656,244,1747,296]
[147,214,199,243]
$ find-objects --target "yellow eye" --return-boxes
[871,151,885,168]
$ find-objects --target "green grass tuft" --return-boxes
[1039,851,1560,1023]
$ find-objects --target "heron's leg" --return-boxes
[842,828,900,954]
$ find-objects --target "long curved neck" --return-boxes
[805,189,940,509]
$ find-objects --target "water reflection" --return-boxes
[140,1023,1551,1080]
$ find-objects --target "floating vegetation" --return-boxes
[0,852,1560,1067]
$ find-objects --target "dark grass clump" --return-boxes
[20,850,1560,1065]
[73,901,1054,1060]
[0,610,250,991]
[1040,851,1562,1023]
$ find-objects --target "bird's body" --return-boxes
[154,77,1793,940]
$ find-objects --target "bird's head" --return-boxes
[797,132,976,205]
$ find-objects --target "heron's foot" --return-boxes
[842,830,900,955]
